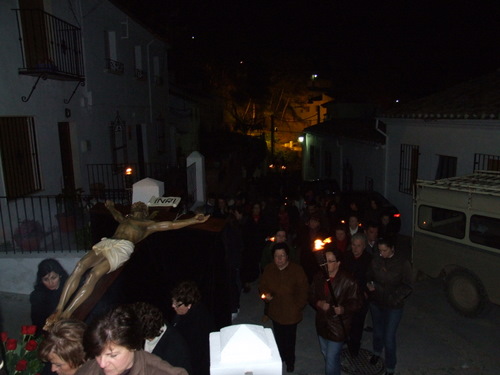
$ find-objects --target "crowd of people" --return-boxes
[207,187,411,375]
[29,185,411,375]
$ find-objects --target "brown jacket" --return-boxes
[75,350,188,375]
[259,261,309,325]
[310,269,362,342]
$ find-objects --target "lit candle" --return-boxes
[313,237,332,251]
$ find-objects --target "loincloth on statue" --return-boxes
[92,238,135,273]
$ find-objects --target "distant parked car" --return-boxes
[334,191,401,233]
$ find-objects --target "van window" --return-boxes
[470,215,500,250]
[418,205,465,239]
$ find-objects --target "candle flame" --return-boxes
[314,237,332,251]
[261,293,266,299]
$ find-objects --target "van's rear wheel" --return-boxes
[445,269,487,318]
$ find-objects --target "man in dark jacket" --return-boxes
[343,233,372,356]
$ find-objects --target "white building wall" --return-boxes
[302,133,385,192]
[0,0,169,196]
[383,118,500,235]
[340,138,386,192]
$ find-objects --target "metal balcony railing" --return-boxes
[105,58,124,75]
[474,153,500,172]
[13,8,85,81]
[0,195,93,254]
[0,162,190,253]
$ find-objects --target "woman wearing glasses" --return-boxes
[171,280,215,375]
[310,245,362,375]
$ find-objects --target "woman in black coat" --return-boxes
[171,281,215,375]
[30,258,68,334]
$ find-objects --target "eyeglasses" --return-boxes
[172,302,184,308]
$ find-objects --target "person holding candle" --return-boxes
[310,245,362,375]
[260,229,297,272]
[259,242,309,373]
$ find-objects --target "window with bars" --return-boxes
[0,117,42,197]
[473,153,500,172]
[435,155,457,179]
[399,144,419,194]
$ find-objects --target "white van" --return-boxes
[413,170,500,317]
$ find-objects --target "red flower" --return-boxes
[6,338,17,351]
[25,339,38,352]
[0,332,7,342]
[21,325,37,336]
[15,359,28,372]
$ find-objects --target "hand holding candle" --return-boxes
[261,293,273,301]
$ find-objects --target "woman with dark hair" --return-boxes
[38,319,86,375]
[30,259,69,334]
[171,281,215,375]
[366,237,412,375]
[78,305,187,375]
[259,242,309,373]
[310,245,361,375]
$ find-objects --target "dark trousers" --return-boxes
[272,320,298,367]
[348,300,369,353]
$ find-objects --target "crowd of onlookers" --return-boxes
[27,185,411,375]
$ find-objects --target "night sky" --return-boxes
[125,0,500,103]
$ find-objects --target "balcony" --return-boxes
[105,58,124,75]
[13,8,85,82]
